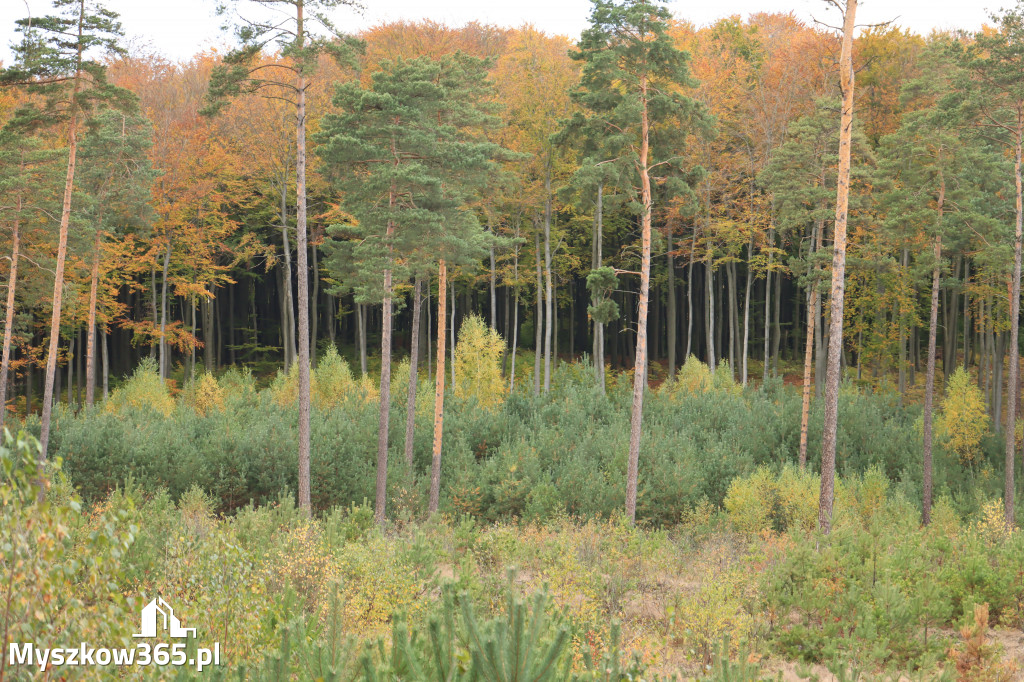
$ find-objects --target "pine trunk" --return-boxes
[404,277,422,469]
[534,228,542,396]
[0,205,21,429]
[667,227,677,378]
[429,261,448,514]
[295,4,312,514]
[39,35,84,462]
[1005,131,1023,527]
[819,0,858,535]
[543,162,553,393]
[625,77,652,526]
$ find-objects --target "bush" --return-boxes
[453,314,507,411]
[105,357,175,416]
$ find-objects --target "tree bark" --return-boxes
[489,224,497,330]
[511,248,520,390]
[39,16,84,463]
[923,172,944,525]
[625,76,653,526]
[762,228,774,385]
[543,161,554,393]
[159,237,172,380]
[101,328,109,400]
[534,228,542,396]
[742,237,753,385]
[705,252,715,371]
[1005,130,1023,527]
[279,173,297,370]
[357,303,367,376]
[404,277,422,470]
[429,261,448,514]
[594,185,605,391]
[667,227,677,377]
[295,2,312,514]
[818,0,857,535]
[374,164,397,526]
[727,261,738,378]
[686,229,696,360]
[799,218,823,468]
[0,204,21,429]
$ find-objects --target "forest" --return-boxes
[3,0,1024,679]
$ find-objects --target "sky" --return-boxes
[0,0,1001,65]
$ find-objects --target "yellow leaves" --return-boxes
[724,465,841,535]
[271,345,380,411]
[660,355,741,400]
[182,373,225,416]
[453,314,507,411]
[938,366,989,464]
[105,357,175,417]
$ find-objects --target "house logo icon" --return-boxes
[133,597,196,638]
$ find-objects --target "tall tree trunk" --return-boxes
[159,237,172,380]
[799,218,823,468]
[898,249,909,396]
[686,229,696,361]
[727,261,738,378]
[150,264,158,359]
[310,239,319,367]
[745,235,753,382]
[66,332,74,407]
[1005,129,1023,527]
[189,294,196,382]
[294,8,313,514]
[0,205,21,428]
[510,228,521,390]
[543,162,553,393]
[404,277,422,469]
[923,173,944,525]
[280,174,297,370]
[228,282,237,365]
[534,228,542,396]
[429,261,448,514]
[357,303,367,376]
[39,25,84,463]
[772,268,782,374]
[101,328,109,400]
[374,161,398,526]
[705,252,715,371]
[667,227,677,377]
[489,224,497,330]
[450,280,456,387]
[426,285,432,379]
[995,331,1005,432]
[963,258,971,371]
[625,78,652,526]
[202,292,214,372]
[594,185,605,390]
[762,228,774,385]
[374,288,393,526]
[819,0,857,535]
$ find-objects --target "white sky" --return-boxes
[0,0,1000,65]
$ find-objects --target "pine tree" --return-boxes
[569,0,710,524]
[77,109,155,406]
[319,53,507,520]
[1,0,133,465]
[759,98,872,468]
[206,0,360,513]
[960,2,1024,527]
[878,39,1002,523]
[818,0,858,535]
[0,128,62,428]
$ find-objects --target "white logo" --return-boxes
[133,597,196,639]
